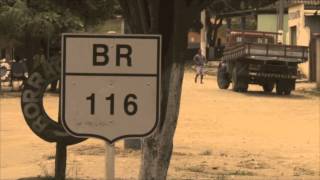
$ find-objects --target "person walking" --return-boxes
[193,49,207,84]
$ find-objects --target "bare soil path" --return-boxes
[1,72,319,180]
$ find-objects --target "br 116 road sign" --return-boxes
[61,34,161,143]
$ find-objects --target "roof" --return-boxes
[290,0,320,9]
[214,0,319,17]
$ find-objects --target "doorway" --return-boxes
[290,26,297,45]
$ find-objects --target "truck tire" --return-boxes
[262,82,274,93]
[276,79,294,95]
[232,62,248,92]
[276,80,285,95]
[284,89,291,95]
[217,63,230,89]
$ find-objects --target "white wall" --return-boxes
[317,38,320,89]
[287,3,311,79]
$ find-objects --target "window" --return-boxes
[290,26,297,45]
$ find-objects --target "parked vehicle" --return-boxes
[217,30,308,95]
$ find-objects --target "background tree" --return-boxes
[1,1,119,179]
[118,0,277,179]
[0,0,27,59]
[0,0,119,68]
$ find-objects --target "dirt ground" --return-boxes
[0,71,319,180]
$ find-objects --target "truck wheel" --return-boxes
[262,82,274,93]
[232,62,248,92]
[217,63,230,89]
[238,82,248,92]
[232,66,240,91]
[276,81,285,95]
[276,80,293,95]
[284,89,292,95]
[284,79,295,95]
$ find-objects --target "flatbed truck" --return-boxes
[217,30,308,95]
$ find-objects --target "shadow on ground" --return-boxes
[0,92,22,98]
[0,91,59,99]
[242,90,309,99]
[17,177,87,180]
[17,177,54,180]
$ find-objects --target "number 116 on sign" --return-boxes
[86,93,138,116]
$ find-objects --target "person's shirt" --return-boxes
[193,54,206,66]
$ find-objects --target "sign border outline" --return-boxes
[61,34,161,144]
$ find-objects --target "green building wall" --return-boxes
[257,14,288,43]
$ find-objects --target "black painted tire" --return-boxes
[276,79,293,95]
[217,64,230,89]
[232,62,248,92]
[21,61,86,145]
[284,89,292,95]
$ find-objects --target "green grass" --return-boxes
[17,177,87,180]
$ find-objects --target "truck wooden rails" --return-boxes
[217,30,309,95]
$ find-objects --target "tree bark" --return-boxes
[139,62,185,180]
[138,1,209,179]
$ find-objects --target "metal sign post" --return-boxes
[60,34,161,179]
[105,143,115,180]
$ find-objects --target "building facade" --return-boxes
[287,2,320,80]
[257,14,289,43]
[257,1,320,81]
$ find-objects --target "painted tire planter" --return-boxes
[21,60,86,145]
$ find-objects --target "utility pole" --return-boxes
[277,0,285,44]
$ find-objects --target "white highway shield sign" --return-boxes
[61,34,161,143]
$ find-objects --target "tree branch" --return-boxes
[137,0,149,33]
[146,0,159,33]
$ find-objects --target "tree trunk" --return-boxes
[138,1,202,179]
[139,61,185,180]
